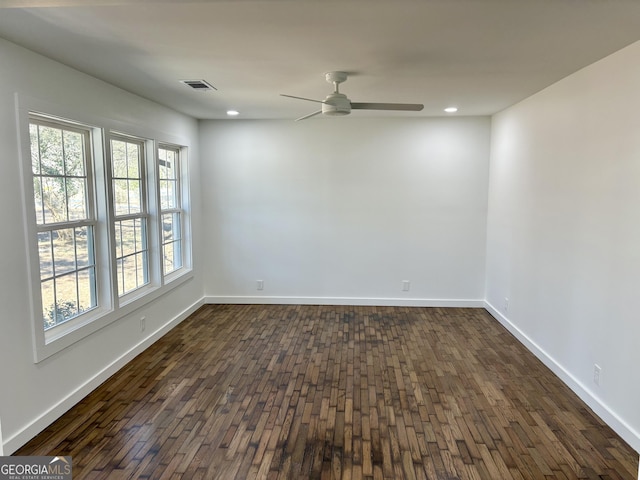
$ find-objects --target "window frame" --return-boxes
[157,144,186,279]
[16,96,193,363]
[30,117,99,331]
[107,134,152,299]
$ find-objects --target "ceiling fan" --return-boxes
[281,71,424,121]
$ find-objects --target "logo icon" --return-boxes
[0,456,72,479]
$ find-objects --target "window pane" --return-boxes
[115,216,148,296]
[163,241,182,275]
[134,219,143,256]
[77,268,97,313]
[54,272,79,324]
[75,227,93,268]
[160,179,176,210]
[38,126,64,176]
[63,130,85,176]
[127,180,141,214]
[120,252,148,295]
[126,143,140,178]
[159,149,176,180]
[33,177,44,225]
[158,150,168,179]
[121,256,134,293]
[114,221,123,258]
[161,213,173,242]
[136,251,147,287]
[66,178,87,221]
[30,124,40,174]
[116,258,125,296]
[162,213,181,242]
[41,279,55,329]
[111,140,128,177]
[162,210,182,275]
[163,241,174,274]
[115,219,137,257]
[113,179,130,215]
[42,176,68,224]
[173,241,182,270]
[38,232,53,280]
[53,228,76,275]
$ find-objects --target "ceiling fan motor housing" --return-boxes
[322,93,351,116]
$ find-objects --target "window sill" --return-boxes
[34,269,194,363]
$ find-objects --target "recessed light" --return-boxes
[226,110,239,116]
[444,107,458,113]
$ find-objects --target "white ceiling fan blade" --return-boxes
[281,94,326,104]
[350,102,424,111]
[295,110,323,121]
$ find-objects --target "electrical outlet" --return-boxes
[257,280,264,291]
[593,364,601,386]
[140,316,146,332]
[402,280,410,292]
[504,297,509,313]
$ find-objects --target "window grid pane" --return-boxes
[111,139,143,217]
[32,124,90,226]
[162,212,182,275]
[113,217,150,295]
[120,250,149,295]
[39,226,97,330]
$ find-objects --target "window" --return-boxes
[158,145,183,276]
[21,107,192,362]
[110,136,149,296]
[30,118,97,330]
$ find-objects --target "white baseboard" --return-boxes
[204,295,485,308]
[484,300,640,454]
[3,298,205,455]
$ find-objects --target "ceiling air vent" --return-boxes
[180,79,217,91]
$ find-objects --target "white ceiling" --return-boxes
[1,0,640,120]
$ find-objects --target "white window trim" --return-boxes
[107,133,154,299]
[157,143,188,278]
[16,94,193,363]
[30,117,99,331]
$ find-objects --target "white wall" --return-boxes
[0,38,204,453]
[486,40,640,451]
[200,117,490,305]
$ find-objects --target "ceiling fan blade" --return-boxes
[350,102,424,111]
[295,110,323,122]
[281,94,326,104]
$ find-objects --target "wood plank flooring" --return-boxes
[16,305,638,479]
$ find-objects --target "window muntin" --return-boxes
[29,118,97,330]
[158,146,183,275]
[110,136,149,296]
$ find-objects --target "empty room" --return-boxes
[1,1,639,478]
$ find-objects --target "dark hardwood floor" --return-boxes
[16,305,638,479]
